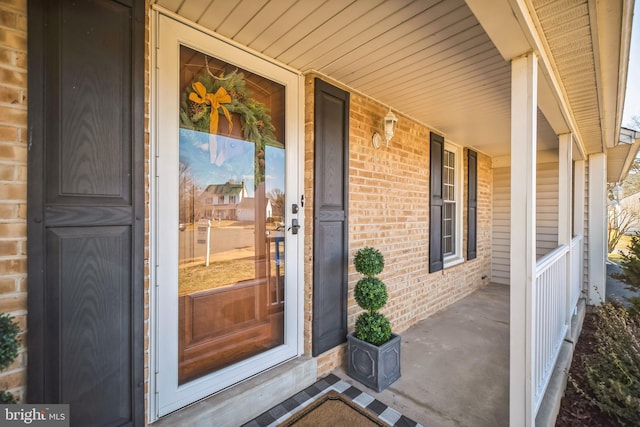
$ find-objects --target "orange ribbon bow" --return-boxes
[189,81,233,135]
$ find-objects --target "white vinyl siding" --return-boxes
[536,163,559,258]
[491,162,560,285]
[492,167,510,285]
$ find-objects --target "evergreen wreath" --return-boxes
[179,61,282,187]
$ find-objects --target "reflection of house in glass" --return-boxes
[200,181,245,220]
[200,180,272,221]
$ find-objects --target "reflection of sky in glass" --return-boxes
[265,145,285,195]
[179,129,284,197]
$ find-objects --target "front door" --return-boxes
[155,14,302,416]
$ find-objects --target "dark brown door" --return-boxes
[27,0,144,425]
[312,79,349,356]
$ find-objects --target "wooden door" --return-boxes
[27,0,144,425]
[174,47,287,384]
[312,79,350,356]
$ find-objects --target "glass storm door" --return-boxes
[155,14,301,416]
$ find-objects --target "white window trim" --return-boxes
[444,142,464,268]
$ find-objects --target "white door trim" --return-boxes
[149,9,305,420]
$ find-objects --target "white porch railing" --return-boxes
[533,244,569,412]
[531,235,584,414]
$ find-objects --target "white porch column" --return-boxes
[510,52,537,427]
[558,134,573,246]
[573,159,586,307]
[574,160,586,239]
[559,134,573,328]
[588,153,607,304]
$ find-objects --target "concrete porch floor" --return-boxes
[333,283,510,427]
[155,283,510,427]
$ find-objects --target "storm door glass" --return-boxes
[177,46,286,384]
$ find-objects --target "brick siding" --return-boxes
[3,3,494,414]
[303,75,493,376]
[0,0,27,402]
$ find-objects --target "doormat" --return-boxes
[242,374,423,427]
[278,390,388,427]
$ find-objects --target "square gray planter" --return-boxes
[347,333,401,392]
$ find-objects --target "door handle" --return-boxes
[288,218,300,235]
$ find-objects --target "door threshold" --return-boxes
[152,357,317,427]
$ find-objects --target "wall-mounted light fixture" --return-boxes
[372,109,398,149]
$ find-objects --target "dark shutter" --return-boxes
[429,132,444,273]
[27,0,144,425]
[467,150,478,260]
[312,79,350,356]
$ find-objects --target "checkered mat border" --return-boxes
[242,374,423,427]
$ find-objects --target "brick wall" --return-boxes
[0,0,27,402]
[1,4,493,409]
[304,75,493,376]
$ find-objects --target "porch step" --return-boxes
[153,357,317,427]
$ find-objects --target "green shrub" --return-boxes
[574,302,640,425]
[353,247,392,345]
[354,277,388,312]
[0,390,16,404]
[0,313,19,405]
[0,314,19,371]
[611,234,640,291]
[354,247,384,277]
[627,296,640,317]
[355,312,392,346]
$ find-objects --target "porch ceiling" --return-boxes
[154,0,629,161]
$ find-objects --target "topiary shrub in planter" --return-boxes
[0,313,19,403]
[347,247,401,392]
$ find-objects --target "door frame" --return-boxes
[149,9,305,420]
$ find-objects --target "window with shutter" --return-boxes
[430,134,473,272]
[429,133,444,273]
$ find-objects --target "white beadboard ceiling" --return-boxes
[154,0,623,161]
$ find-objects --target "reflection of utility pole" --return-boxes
[191,183,199,261]
[256,182,267,280]
[198,219,211,266]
